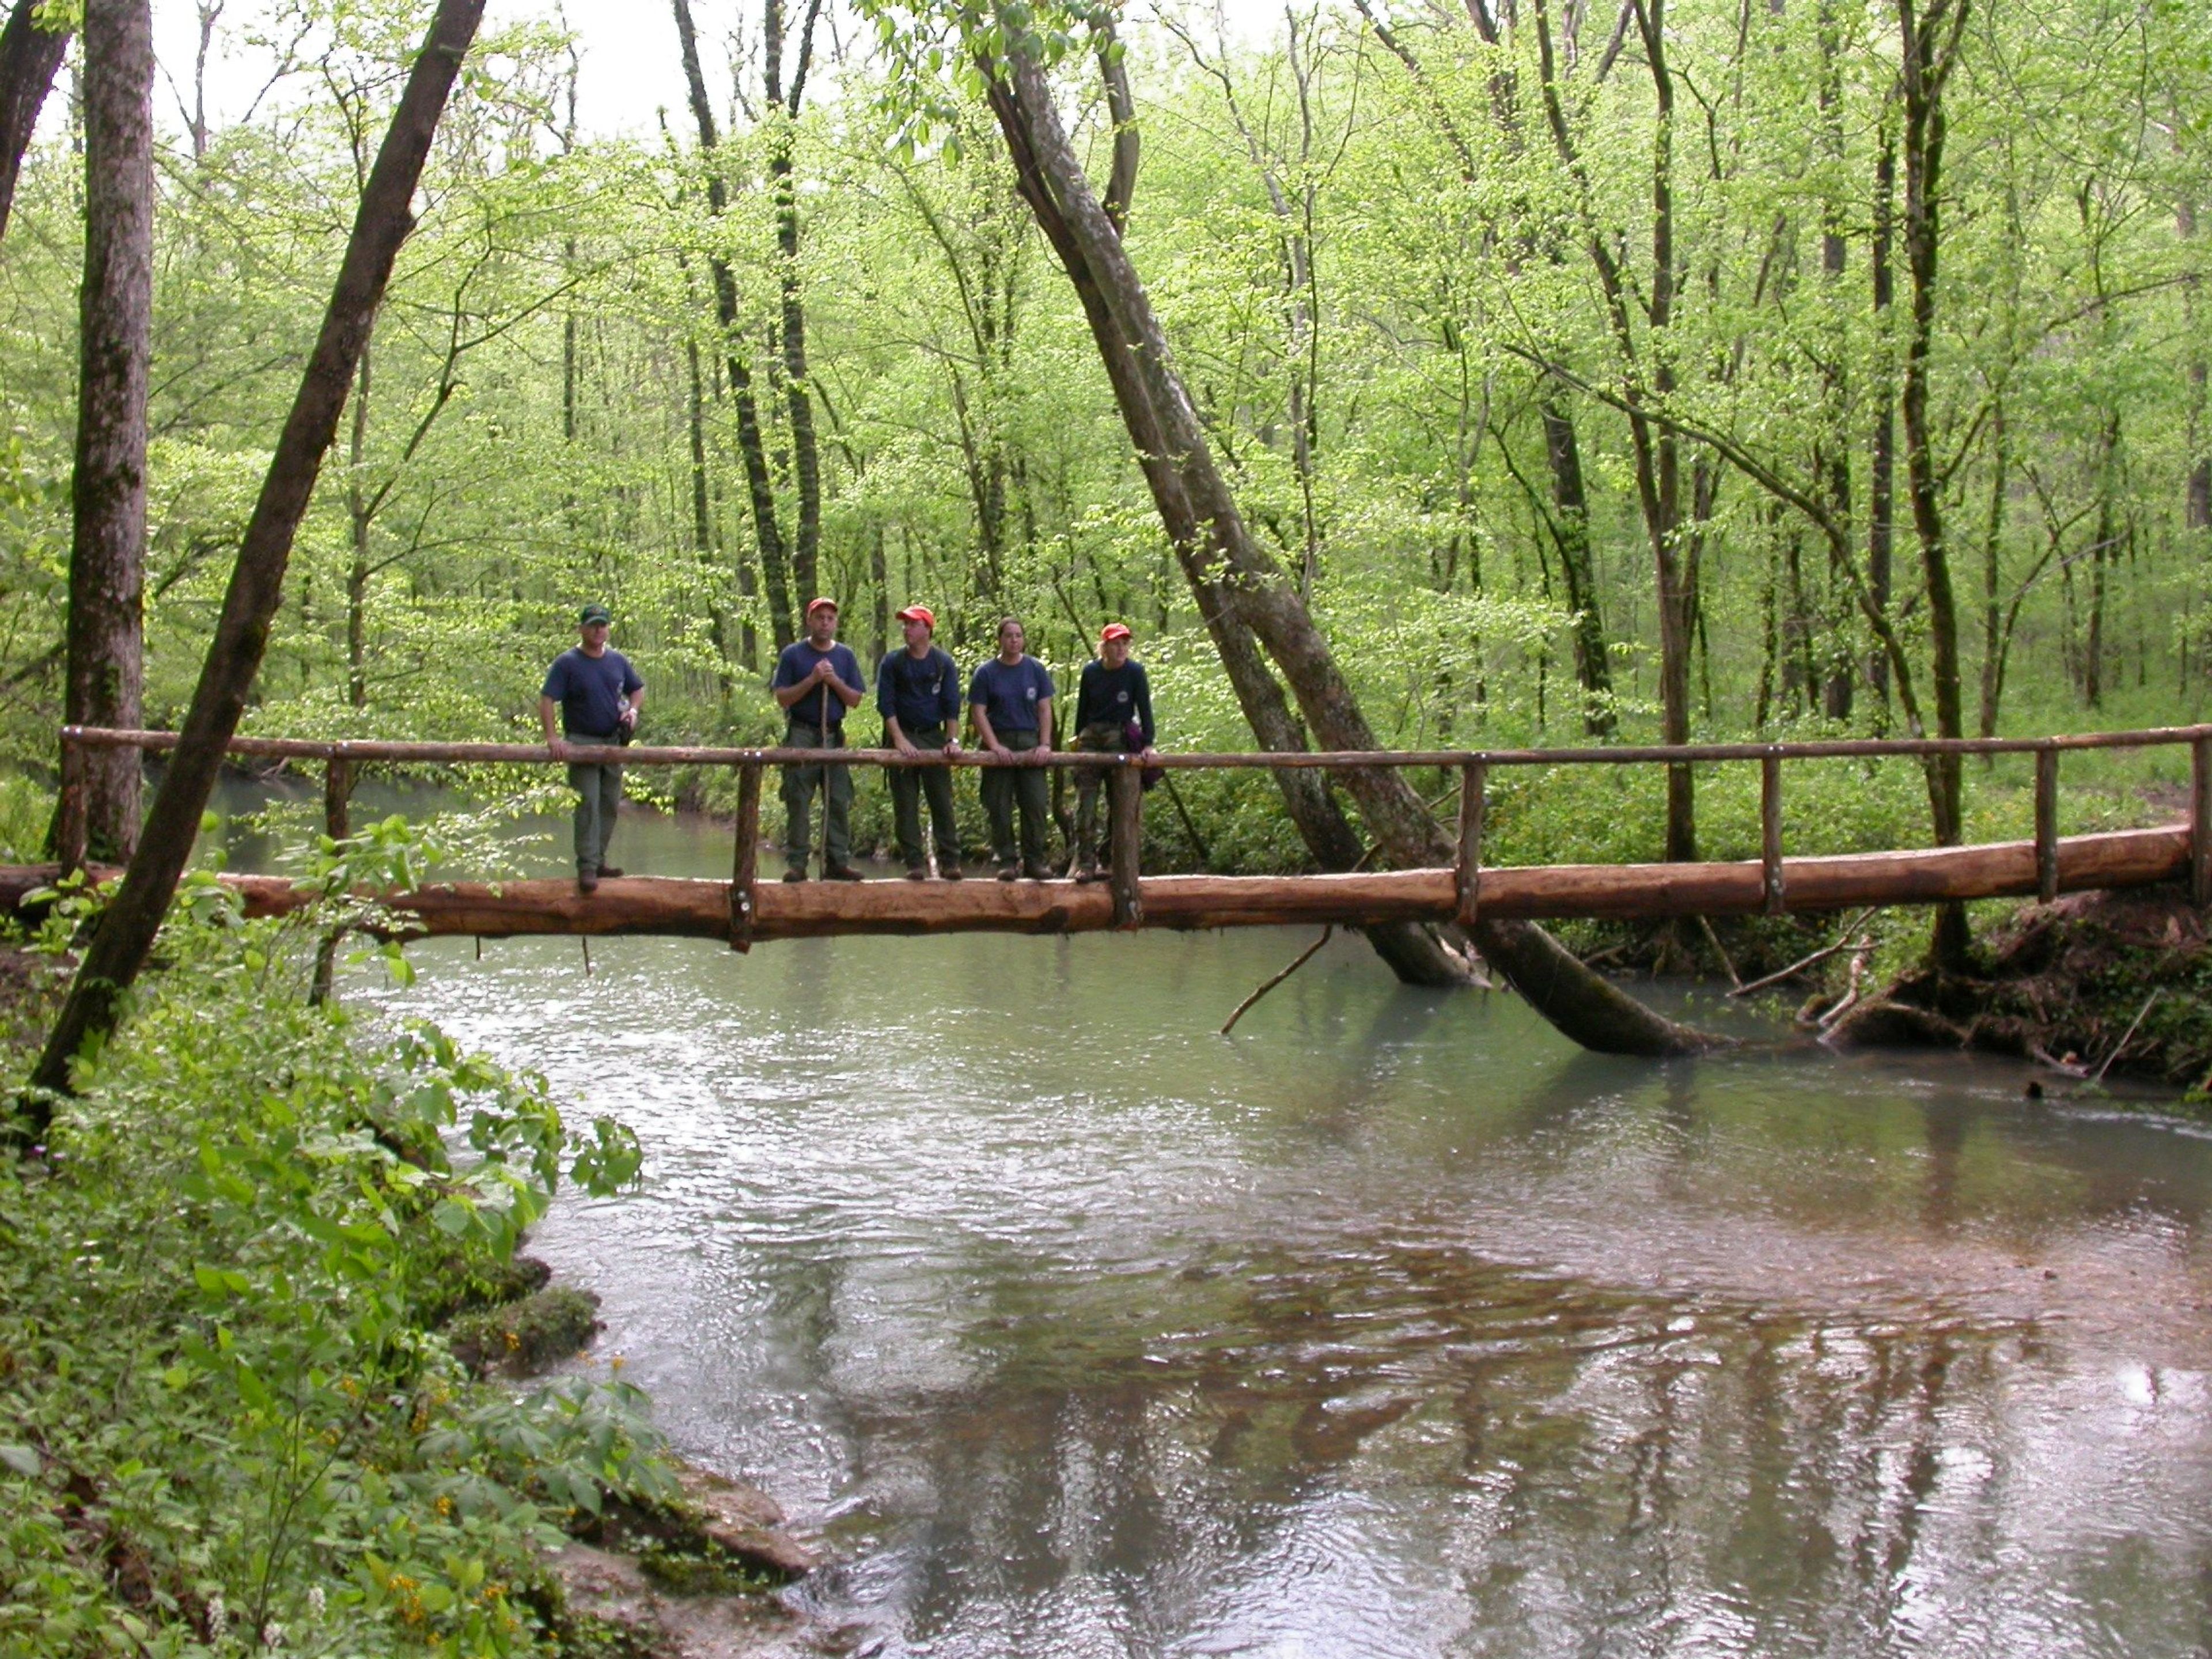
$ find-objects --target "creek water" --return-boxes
[313,801,2212,1657]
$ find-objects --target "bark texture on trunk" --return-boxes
[982,22,1712,1051]
[0,0,67,242]
[61,0,153,863]
[24,0,487,1123]
[1895,0,1972,969]
[670,0,798,647]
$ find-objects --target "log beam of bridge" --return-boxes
[1,824,2187,942]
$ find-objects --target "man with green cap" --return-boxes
[540,603,644,894]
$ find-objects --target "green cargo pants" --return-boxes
[887,724,962,870]
[980,729,1050,872]
[566,736,623,876]
[781,722,852,873]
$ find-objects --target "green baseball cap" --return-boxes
[579,603,612,626]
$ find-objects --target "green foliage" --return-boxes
[0,893,658,1656]
[0,772,52,863]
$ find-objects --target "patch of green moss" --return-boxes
[448,1285,603,1377]
[634,1544,782,1598]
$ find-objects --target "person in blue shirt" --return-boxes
[771,596,866,881]
[877,604,965,880]
[1070,621,1158,881]
[539,602,643,894]
[968,615,1056,880]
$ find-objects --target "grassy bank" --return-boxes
[0,866,721,1656]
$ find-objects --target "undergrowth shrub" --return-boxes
[1,858,657,1656]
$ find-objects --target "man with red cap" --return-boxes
[772,596,866,881]
[1070,621,1157,881]
[876,604,965,880]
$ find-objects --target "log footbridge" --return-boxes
[21,723,2212,949]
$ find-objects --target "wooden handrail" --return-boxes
[56,722,2212,770]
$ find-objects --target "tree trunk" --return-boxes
[1895,0,1972,970]
[0,0,67,243]
[1867,138,1898,714]
[1975,397,2009,737]
[982,22,1713,1052]
[2184,200,2209,536]
[24,0,486,1125]
[1542,401,1616,735]
[760,0,821,605]
[670,0,798,648]
[60,0,151,863]
[345,347,372,710]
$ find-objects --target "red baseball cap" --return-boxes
[896,605,936,630]
[805,596,838,617]
[1100,622,1132,643]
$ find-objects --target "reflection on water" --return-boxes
[339,804,2212,1657]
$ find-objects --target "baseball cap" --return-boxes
[579,603,612,626]
[805,596,839,618]
[896,605,936,630]
[1100,622,1132,643]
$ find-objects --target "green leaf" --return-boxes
[0,1444,41,1478]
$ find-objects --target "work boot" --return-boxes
[906,865,929,881]
[997,862,1018,882]
[597,866,624,878]
[1022,859,1052,881]
[823,863,863,882]
[939,863,964,881]
[577,870,599,895]
[782,864,808,882]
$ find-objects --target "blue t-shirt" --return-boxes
[541,646,642,738]
[772,640,865,729]
[968,655,1055,736]
[877,645,961,732]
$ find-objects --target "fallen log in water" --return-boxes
[0,823,2188,942]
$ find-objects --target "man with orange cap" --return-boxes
[1070,622,1157,881]
[771,596,866,881]
[876,604,965,880]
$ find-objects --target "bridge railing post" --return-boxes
[310,754,356,1005]
[324,755,354,844]
[54,727,86,874]
[1108,762,1143,929]
[2194,736,2211,910]
[2035,745,2060,904]
[1760,751,1784,915]
[1456,760,1485,927]
[729,761,762,953]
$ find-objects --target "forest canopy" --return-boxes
[1,0,2207,839]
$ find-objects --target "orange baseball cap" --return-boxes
[896,605,936,629]
[1100,622,1132,643]
[805,596,838,617]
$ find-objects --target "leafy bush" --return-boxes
[0,878,659,1656]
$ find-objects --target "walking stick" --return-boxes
[818,676,832,876]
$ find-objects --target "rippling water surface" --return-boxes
[346,806,2212,1657]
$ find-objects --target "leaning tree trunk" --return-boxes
[55,0,152,864]
[0,0,67,243]
[22,0,487,1127]
[984,25,1713,1054]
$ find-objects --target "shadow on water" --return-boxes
[208,790,2212,1656]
